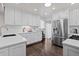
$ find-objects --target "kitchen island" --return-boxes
[63,39,79,56]
[0,34,27,56]
[19,31,42,45]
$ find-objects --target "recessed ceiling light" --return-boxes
[52,8,55,10]
[34,8,38,11]
[44,3,52,7]
[71,3,75,5]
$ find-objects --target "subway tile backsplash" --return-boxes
[0,25,40,35]
[69,25,79,34]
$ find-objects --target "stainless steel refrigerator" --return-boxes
[52,18,68,47]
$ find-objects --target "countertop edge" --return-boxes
[0,40,27,49]
[62,39,79,49]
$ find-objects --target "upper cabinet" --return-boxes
[31,15,40,26]
[76,8,79,25]
[14,8,22,25]
[4,6,40,26]
[22,12,28,25]
[22,11,40,26]
[5,6,15,25]
[52,10,69,20]
[69,9,77,26]
[69,8,79,26]
[52,8,79,26]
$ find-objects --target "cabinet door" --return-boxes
[32,15,40,26]
[31,15,35,26]
[29,14,33,26]
[9,43,26,56]
[5,7,15,25]
[0,48,8,56]
[76,9,79,25]
[63,45,69,56]
[22,12,29,25]
[69,9,77,25]
[68,46,79,56]
[35,16,40,26]
[15,9,22,25]
[63,45,79,56]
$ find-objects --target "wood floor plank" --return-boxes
[26,39,63,56]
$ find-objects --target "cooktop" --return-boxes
[69,35,79,40]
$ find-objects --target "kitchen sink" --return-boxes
[3,34,16,37]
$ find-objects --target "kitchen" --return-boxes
[0,3,79,56]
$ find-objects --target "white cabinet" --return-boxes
[4,6,40,26]
[15,9,22,25]
[0,43,26,56]
[76,8,79,25]
[69,9,77,25]
[32,16,40,26]
[22,12,31,25]
[63,45,68,56]
[0,48,8,56]
[68,46,79,56]
[9,43,26,56]
[63,39,79,56]
[68,8,79,26]
[5,6,15,25]
[31,15,36,26]
[29,14,34,26]
[32,15,40,26]
[52,10,69,21]
[22,12,40,26]
[63,45,79,56]
[59,10,69,19]
[20,32,42,45]
[5,7,23,25]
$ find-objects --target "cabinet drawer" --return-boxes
[63,45,79,56]
[68,46,79,56]
[9,43,26,56]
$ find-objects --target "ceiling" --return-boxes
[1,3,79,18]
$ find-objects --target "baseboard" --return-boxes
[53,44,63,48]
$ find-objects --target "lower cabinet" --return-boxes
[0,43,26,56]
[20,32,42,45]
[0,48,8,56]
[9,43,26,56]
[63,45,79,56]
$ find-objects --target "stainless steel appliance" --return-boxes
[52,18,68,47]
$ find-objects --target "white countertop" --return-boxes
[63,39,79,48]
[0,34,27,49]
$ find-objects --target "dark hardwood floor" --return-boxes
[26,39,63,56]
